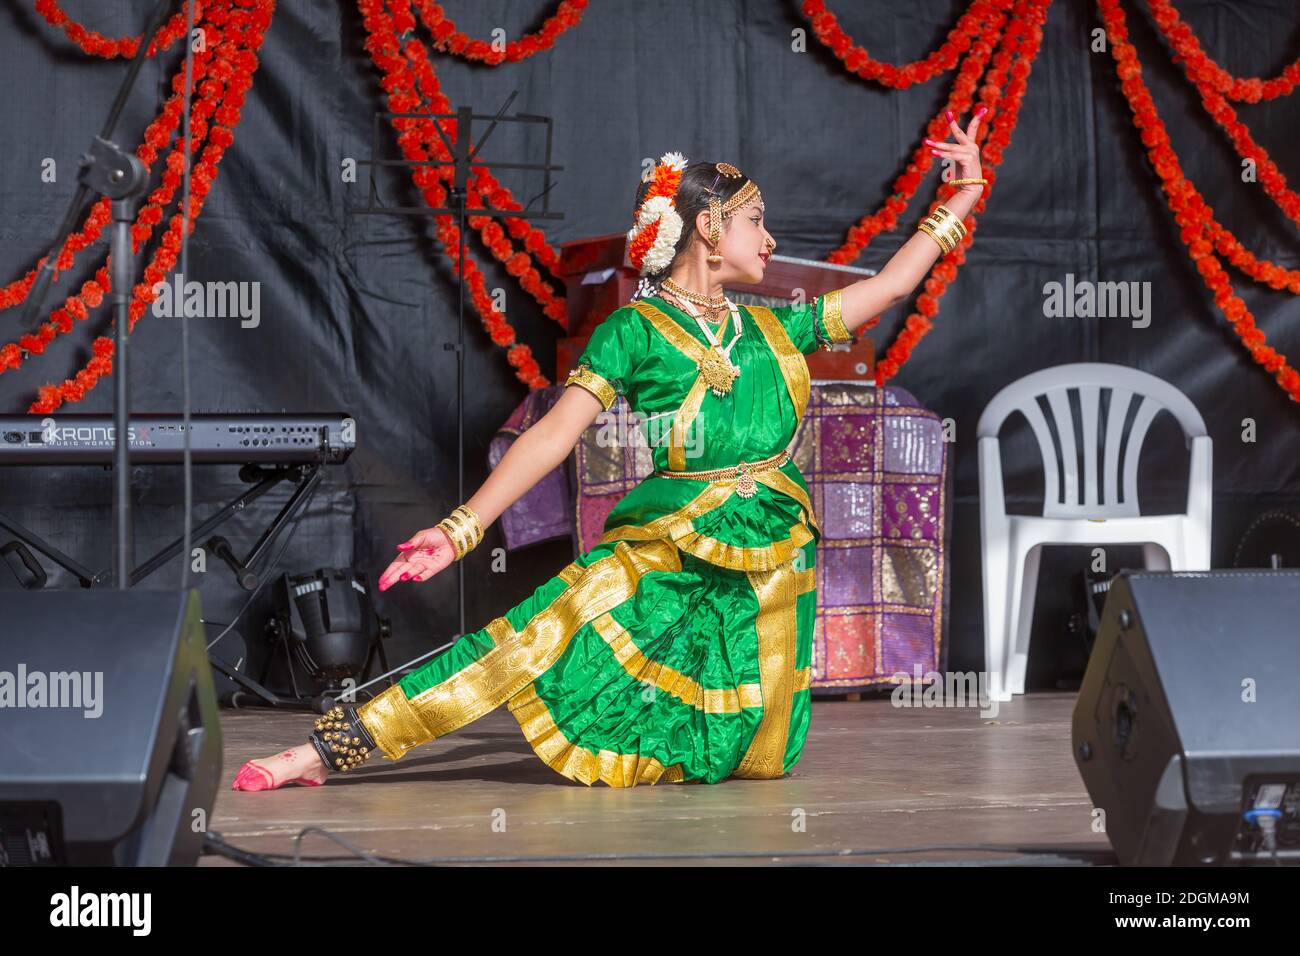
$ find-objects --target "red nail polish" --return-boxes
[400,572,411,581]
[397,543,412,550]
[945,110,954,122]
[977,105,988,115]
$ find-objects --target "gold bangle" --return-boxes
[919,204,966,254]
[435,518,467,559]
[917,222,954,255]
[436,504,483,560]
[929,203,967,238]
[947,177,988,188]
[937,221,965,248]
[450,504,481,536]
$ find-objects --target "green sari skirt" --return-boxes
[355,529,816,787]
[354,293,842,786]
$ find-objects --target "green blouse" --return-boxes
[564,291,852,573]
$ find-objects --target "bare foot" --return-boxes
[232,742,330,791]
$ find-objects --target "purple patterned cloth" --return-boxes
[487,387,572,549]
[490,383,950,694]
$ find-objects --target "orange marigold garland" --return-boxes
[1147,0,1300,103]
[359,0,548,388]
[21,0,271,413]
[1,14,216,378]
[876,0,1047,385]
[34,0,200,59]
[398,33,566,323]
[1142,1,1300,229]
[1099,0,1300,403]
[802,0,1000,90]
[410,0,587,66]
[826,0,1014,266]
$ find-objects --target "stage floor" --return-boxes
[204,691,1116,866]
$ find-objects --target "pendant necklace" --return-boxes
[665,290,743,398]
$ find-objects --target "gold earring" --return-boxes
[706,198,723,265]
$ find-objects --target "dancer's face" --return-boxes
[702,196,775,285]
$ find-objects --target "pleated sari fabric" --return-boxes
[356,291,853,785]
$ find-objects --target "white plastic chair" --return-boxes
[977,363,1212,701]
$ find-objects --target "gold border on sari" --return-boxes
[819,289,852,344]
[595,470,818,572]
[744,304,811,422]
[795,568,816,595]
[629,300,716,472]
[732,560,800,779]
[592,612,764,713]
[667,376,710,471]
[508,683,688,786]
[356,538,681,760]
[564,363,616,411]
[671,521,814,572]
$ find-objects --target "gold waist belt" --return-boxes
[653,450,789,498]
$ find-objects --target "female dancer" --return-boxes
[232,108,987,790]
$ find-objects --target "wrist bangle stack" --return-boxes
[436,504,483,560]
[917,203,967,255]
[309,704,379,773]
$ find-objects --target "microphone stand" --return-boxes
[18,0,180,589]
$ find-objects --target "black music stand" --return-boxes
[349,92,563,636]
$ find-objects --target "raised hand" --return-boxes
[378,525,456,592]
[924,105,987,192]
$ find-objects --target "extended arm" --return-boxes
[463,386,603,531]
[839,107,987,335]
[379,385,604,589]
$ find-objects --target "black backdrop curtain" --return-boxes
[1,0,1297,690]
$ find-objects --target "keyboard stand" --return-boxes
[0,461,322,590]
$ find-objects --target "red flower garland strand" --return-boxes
[1205,218,1300,294]
[397,32,566,322]
[1099,0,1300,403]
[0,18,217,376]
[402,2,574,286]
[403,0,580,314]
[17,1,272,413]
[877,0,1048,384]
[801,0,999,90]
[1142,1,1300,230]
[825,0,1014,267]
[24,0,1293,403]
[34,0,200,59]
[1147,0,1300,103]
[358,0,547,388]
[397,38,552,381]
[410,0,587,65]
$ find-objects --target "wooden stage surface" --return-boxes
[204,691,1117,866]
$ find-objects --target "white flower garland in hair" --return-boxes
[629,196,683,276]
[626,151,688,277]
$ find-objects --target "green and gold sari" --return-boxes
[356,290,853,785]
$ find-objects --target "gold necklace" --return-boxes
[668,294,742,397]
[661,277,727,324]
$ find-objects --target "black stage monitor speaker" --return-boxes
[1073,569,1300,866]
[0,589,222,866]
